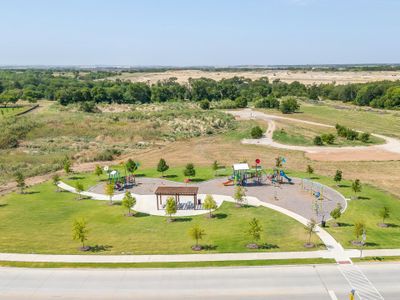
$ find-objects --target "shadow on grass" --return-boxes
[259,243,279,250]
[365,242,380,247]
[163,174,178,179]
[214,213,228,219]
[134,173,146,177]
[0,203,8,208]
[68,176,85,180]
[357,196,370,200]
[202,244,218,251]
[134,212,150,218]
[338,184,350,188]
[174,217,193,223]
[386,223,400,228]
[189,178,205,183]
[337,222,353,227]
[24,191,40,195]
[89,245,113,253]
[309,176,320,180]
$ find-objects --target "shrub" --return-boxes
[213,99,238,109]
[313,136,323,146]
[346,129,359,141]
[279,97,300,114]
[254,97,280,109]
[0,133,18,149]
[94,149,121,161]
[184,163,196,178]
[251,126,263,139]
[321,133,335,144]
[359,132,370,143]
[79,101,98,113]
[235,97,248,108]
[199,99,210,110]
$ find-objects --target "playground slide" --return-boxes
[280,170,292,183]
[223,179,234,186]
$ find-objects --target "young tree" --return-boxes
[306,165,314,177]
[63,156,72,175]
[203,194,217,218]
[188,225,205,250]
[94,165,103,178]
[75,181,84,200]
[304,219,317,246]
[72,218,89,251]
[330,203,342,226]
[280,97,300,114]
[247,218,262,246]
[354,221,366,242]
[379,206,390,226]
[126,159,138,174]
[15,171,26,194]
[251,126,263,139]
[184,163,196,178]
[212,160,219,175]
[122,192,136,216]
[52,174,60,192]
[333,170,342,186]
[233,185,246,207]
[313,136,323,146]
[165,196,177,222]
[352,179,362,199]
[157,158,169,177]
[199,99,210,110]
[104,182,115,205]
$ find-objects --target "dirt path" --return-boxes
[228,109,400,161]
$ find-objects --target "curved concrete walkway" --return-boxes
[57,180,349,263]
[228,108,400,156]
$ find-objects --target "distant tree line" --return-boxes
[0,70,399,109]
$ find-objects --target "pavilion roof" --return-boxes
[154,186,199,196]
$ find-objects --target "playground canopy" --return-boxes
[233,163,250,171]
[154,186,199,210]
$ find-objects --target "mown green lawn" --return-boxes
[0,180,319,254]
[288,171,400,249]
[0,106,27,118]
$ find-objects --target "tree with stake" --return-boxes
[52,174,61,192]
[104,182,115,205]
[353,221,366,245]
[94,165,103,178]
[165,196,177,222]
[379,206,390,227]
[63,156,72,175]
[334,170,342,186]
[15,171,26,194]
[157,158,169,177]
[184,163,196,179]
[275,156,283,168]
[304,219,316,248]
[189,224,205,251]
[75,182,84,200]
[306,165,314,177]
[247,218,262,249]
[122,192,136,216]
[234,185,246,207]
[203,194,217,218]
[72,218,90,251]
[352,179,362,199]
[330,203,342,227]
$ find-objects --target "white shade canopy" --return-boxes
[233,163,249,171]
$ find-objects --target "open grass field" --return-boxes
[0,179,321,254]
[258,101,400,139]
[272,119,384,147]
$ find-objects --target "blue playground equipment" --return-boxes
[279,170,292,183]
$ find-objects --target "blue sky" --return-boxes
[1,0,399,66]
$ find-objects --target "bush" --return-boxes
[0,133,18,149]
[94,148,122,161]
[235,97,248,108]
[279,97,300,114]
[213,99,238,109]
[79,101,98,113]
[321,133,335,144]
[251,126,264,139]
[254,97,280,109]
[313,136,323,146]
[359,132,370,143]
[199,99,210,110]
[346,129,359,141]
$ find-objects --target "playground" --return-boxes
[85,159,345,221]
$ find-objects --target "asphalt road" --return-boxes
[0,263,399,300]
